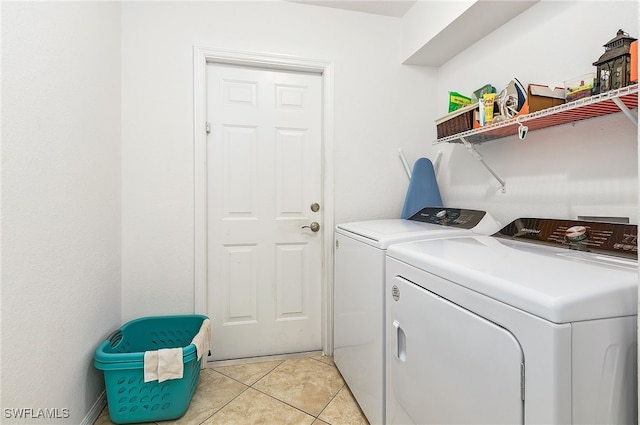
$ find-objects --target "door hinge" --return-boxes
[205,122,211,134]
[521,362,525,401]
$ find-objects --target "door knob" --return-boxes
[301,222,320,232]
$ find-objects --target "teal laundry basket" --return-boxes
[94,315,208,424]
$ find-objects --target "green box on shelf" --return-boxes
[448,91,472,112]
[472,84,496,102]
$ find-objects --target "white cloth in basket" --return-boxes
[143,348,184,383]
[143,350,159,382]
[190,318,211,361]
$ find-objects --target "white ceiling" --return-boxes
[288,0,417,18]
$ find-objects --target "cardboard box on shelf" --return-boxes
[527,84,566,113]
[631,40,638,83]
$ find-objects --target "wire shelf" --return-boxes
[433,84,638,145]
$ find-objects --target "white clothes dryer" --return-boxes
[385,218,638,425]
[333,208,500,425]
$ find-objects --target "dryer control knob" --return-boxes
[436,210,448,220]
[565,225,589,242]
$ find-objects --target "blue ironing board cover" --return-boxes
[401,157,443,219]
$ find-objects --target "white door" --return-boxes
[206,63,323,360]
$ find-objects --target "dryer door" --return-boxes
[386,276,524,425]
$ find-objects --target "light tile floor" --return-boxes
[95,354,369,425]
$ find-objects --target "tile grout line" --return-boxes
[248,385,318,421]
[196,383,252,425]
[212,359,284,387]
[206,350,324,368]
[199,355,350,425]
[257,357,347,423]
[315,382,346,425]
[209,357,322,422]
[311,357,352,424]
[249,358,321,420]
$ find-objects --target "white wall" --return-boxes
[430,0,639,226]
[1,2,121,423]
[120,0,639,329]
[120,1,436,320]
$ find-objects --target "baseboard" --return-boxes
[80,391,106,425]
[206,350,325,368]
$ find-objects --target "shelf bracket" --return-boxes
[460,137,506,193]
[612,97,638,126]
[398,148,412,179]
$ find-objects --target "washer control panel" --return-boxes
[494,218,638,259]
[408,207,487,229]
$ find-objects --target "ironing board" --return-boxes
[401,158,443,219]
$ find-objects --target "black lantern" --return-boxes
[593,29,637,94]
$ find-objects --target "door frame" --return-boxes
[192,45,335,356]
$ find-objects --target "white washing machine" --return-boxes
[385,217,638,425]
[333,208,500,425]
